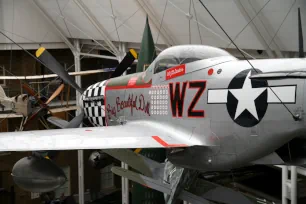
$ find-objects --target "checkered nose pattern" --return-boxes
[81,80,107,127]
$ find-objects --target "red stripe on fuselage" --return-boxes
[152,136,187,147]
[106,84,152,90]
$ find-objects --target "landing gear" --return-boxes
[163,160,199,204]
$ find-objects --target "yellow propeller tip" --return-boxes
[134,148,142,154]
[129,49,138,59]
[36,47,46,57]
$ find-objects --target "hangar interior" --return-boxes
[0,0,306,204]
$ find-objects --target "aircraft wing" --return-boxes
[0,121,204,151]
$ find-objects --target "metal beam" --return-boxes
[119,43,129,204]
[276,165,306,177]
[0,42,68,50]
[80,52,118,60]
[282,166,288,204]
[135,0,177,46]
[121,162,129,204]
[291,166,297,204]
[81,40,168,54]
[74,39,84,204]
[31,0,76,52]
[72,0,120,56]
[77,150,84,204]
[234,0,276,58]
[80,51,139,63]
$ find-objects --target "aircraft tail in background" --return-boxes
[0,85,7,101]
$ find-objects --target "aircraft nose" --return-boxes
[57,175,67,185]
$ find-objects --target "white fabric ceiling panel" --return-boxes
[0,0,305,52]
[0,0,63,43]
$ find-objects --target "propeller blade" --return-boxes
[111,49,138,78]
[36,47,83,93]
[22,107,44,128]
[47,116,69,129]
[64,110,84,128]
[298,8,304,58]
[23,106,53,128]
[22,84,45,105]
[46,84,65,105]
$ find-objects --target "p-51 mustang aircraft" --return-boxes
[0,83,79,130]
[3,8,306,204]
[3,43,306,203]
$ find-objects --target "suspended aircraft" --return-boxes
[0,70,115,118]
[0,82,78,131]
[0,85,31,116]
[1,4,306,204]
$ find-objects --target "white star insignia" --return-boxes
[229,71,266,120]
[207,70,297,126]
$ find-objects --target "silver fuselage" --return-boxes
[81,55,306,171]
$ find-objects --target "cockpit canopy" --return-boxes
[143,45,233,81]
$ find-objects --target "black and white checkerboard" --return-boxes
[82,80,107,127]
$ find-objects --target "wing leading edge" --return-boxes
[0,121,204,151]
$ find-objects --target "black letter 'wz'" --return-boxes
[188,81,206,118]
[169,82,187,117]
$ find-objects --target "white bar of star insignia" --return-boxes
[208,85,296,104]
